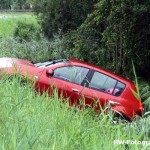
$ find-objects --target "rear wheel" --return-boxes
[106,101,131,123]
[112,112,131,123]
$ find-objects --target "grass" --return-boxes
[0,77,149,150]
[0,12,37,37]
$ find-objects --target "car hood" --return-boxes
[0,57,34,68]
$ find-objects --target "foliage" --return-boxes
[0,14,37,38]
[140,83,150,114]
[0,14,71,61]
[0,0,33,9]
[131,61,141,101]
[13,21,41,42]
[0,34,74,63]
[62,0,150,80]
[33,0,98,37]
[1,1,150,80]
[0,37,49,62]
[0,0,11,9]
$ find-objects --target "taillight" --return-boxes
[136,102,144,116]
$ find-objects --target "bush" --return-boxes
[14,21,41,42]
[0,37,51,62]
[0,34,73,63]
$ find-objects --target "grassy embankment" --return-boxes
[0,12,149,150]
[0,12,37,37]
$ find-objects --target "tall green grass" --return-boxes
[0,77,149,150]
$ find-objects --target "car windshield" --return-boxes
[34,59,68,68]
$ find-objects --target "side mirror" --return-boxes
[46,69,54,76]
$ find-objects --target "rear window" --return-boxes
[89,71,125,96]
[113,81,126,96]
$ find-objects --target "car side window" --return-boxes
[53,66,89,85]
[89,71,125,96]
[89,71,117,90]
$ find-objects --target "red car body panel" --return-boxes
[0,57,144,120]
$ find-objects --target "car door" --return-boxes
[44,65,91,106]
[82,71,119,110]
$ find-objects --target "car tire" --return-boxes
[111,112,131,123]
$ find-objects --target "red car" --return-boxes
[0,57,144,120]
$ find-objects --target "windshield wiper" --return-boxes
[45,59,68,66]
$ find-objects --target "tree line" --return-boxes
[1,0,150,80]
[0,0,32,9]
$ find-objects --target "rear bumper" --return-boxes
[111,103,144,120]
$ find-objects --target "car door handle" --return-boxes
[72,88,79,93]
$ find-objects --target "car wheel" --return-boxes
[110,112,131,124]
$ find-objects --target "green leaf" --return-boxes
[131,61,141,101]
[130,88,141,101]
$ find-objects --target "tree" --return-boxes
[0,0,33,9]
[13,0,32,9]
[0,0,12,9]
[67,0,150,79]
[33,0,98,37]
[32,0,150,80]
